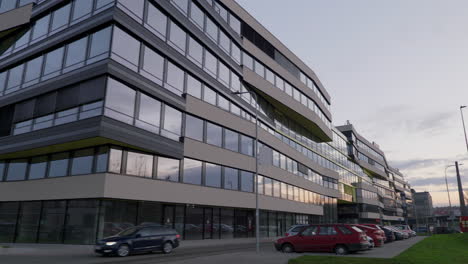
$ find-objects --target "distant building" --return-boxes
[413,191,434,218]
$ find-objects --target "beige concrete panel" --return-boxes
[359,212,381,219]
[356,197,381,207]
[0,4,32,32]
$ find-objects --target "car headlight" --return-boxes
[105,242,117,246]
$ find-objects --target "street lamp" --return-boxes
[232,90,260,253]
[460,106,468,152]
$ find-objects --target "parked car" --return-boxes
[366,236,374,249]
[284,224,308,237]
[274,224,370,255]
[378,225,396,242]
[361,224,387,242]
[354,225,385,247]
[95,225,180,257]
[385,226,408,239]
[393,225,416,237]
[415,226,428,233]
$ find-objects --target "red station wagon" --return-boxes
[274,224,370,255]
[353,225,385,247]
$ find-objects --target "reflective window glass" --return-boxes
[71,148,94,175]
[188,37,203,66]
[28,156,47,180]
[205,162,221,188]
[137,93,161,132]
[108,148,122,173]
[183,158,202,185]
[229,15,241,35]
[23,56,43,86]
[189,3,204,29]
[157,157,179,182]
[6,64,24,91]
[168,21,186,54]
[165,62,184,95]
[231,44,241,64]
[264,177,272,196]
[162,105,182,139]
[217,95,229,111]
[72,0,93,21]
[118,0,144,21]
[6,159,28,181]
[48,152,70,177]
[205,17,218,42]
[95,146,109,173]
[224,129,238,152]
[43,47,64,77]
[51,3,71,32]
[240,135,253,156]
[254,61,265,77]
[112,27,140,71]
[171,0,188,14]
[206,123,222,147]
[31,14,50,41]
[203,86,216,105]
[219,31,230,53]
[218,62,230,87]
[257,175,264,195]
[203,50,217,77]
[240,171,253,192]
[146,3,167,39]
[185,115,203,141]
[141,46,164,85]
[0,0,16,13]
[89,27,111,61]
[273,180,280,197]
[0,161,4,180]
[186,75,202,99]
[105,78,136,124]
[64,37,87,70]
[13,29,31,51]
[224,167,238,190]
[126,151,153,177]
[96,0,114,10]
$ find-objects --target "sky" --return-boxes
[236,0,468,206]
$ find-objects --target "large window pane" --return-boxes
[219,31,230,54]
[162,105,182,140]
[88,27,111,62]
[28,156,48,180]
[203,86,216,105]
[157,157,179,182]
[71,148,94,175]
[186,74,201,99]
[6,64,24,92]
[95,146,109,173]
[126,151,153,177]
[0,202,19,242]
[183,158,202,185]
[171,0,188,14]
[240,135,253,156]
[0,161,5,180]
[203,50,217,77]
[141,46,164,85]
[165,62,184,95]
[23,56,43,87]
[64,37,87,71]
[257,175,264,195]
[220,208,234,239]
[64,200,99,244]
[72,0,93,22]
[187,37,203,66]
[145,3,167,39]
[38,201,66,243]
[205,162,221,188]
[224,167,238,190]
[241,171,253,192]
[31,14,50,42]
[189,3,204,29]
[136,93,161,133]
[48,153,70,177]
[185,206,203,240]
[43,47,64,79]
[16,202,41,243]
[185,115,203,141]
[205,17,218,42]
[108,148,122,173]
[105,78,136,124]
[118,0,144,22]
[97,200,137,238]
[51,3,71,32]
[0,71,6,93]
[273,180,281,198]
[206,123,222,147]
[112,27,140,71]
[168,21,186,54]
[264,177,272,196]
[6,159,28,181]
[224,129,238,152]
[0,0,16,13]
[218,62,230,87]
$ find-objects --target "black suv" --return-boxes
[95,225,180,257]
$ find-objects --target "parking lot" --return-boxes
[0,236,425,264]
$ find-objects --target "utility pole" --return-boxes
[455,161,466,216]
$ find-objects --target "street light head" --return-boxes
[461,105,467,109]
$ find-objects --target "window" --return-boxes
[88,27,111,62]
[185,115,203,141]
[140,46,164,85]
[6,64,24,91]
[183,158,202,185]
[189,3,204,29]
[108,148,122,173]
[266,69,275,84]
[43,48,64,78]
[136,93,161,133]
[186,75,202,99]
[64,37,87,71]
[0,0,16,13]
[224,167,238,190]
[240,135,253,156]
[231,44,241,64]
[337,225,352,235]
[28,156,47,180]
[187,37,203,66]
[162,105,182,140]
[23,56,43,86]
[242,53,253,70]
[302,226,318,236]
[6,159,28,181]
[31,14,50,42]
[95,146,109,173]
[287,185,293,200]
[257,175,264,194]
[203,87,216,105]
[48,153,70,177]
[229,15,241,35]
[118,0,144,22]
[168,21,186,54]
[205,163,221,188]
[165,62,185,95]
[105,78,136,124]
[205,17,218,42]
[254,61,265,77]
[280,182,288,199]
[218,62,230,87]
[219,31,230,54]
[126,151,153,177]
[51,4,71,33]
[0,71,6,93]
[112,27,140,71]
[72,0,93,21]
[273,151,280,167]
[203,50,217,77]
[146,3,167,39]
[71,148,94,175]
[264,177,272,196]
[240,171,253,192]
[217,95,229,111]
[273,180,280,197]
[171,0,188,14]
[224,129,238,152]
[206,123,222,147]
[318,226,337,235]
[157,157,179,182]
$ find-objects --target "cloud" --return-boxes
[390,158,447,170]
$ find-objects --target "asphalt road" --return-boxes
[0,236,426,264]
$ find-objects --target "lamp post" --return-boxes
[445,164,462,228]
[460,106,468,152]
[232,90,259,253]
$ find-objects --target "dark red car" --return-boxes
[274,224,370,255]
[353,224,385,247]
[361,224,388,243]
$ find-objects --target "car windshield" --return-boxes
[351,226,363,232]
[117,227,139,236]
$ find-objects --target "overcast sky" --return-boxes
[236,0,468,206]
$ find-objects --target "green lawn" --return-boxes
[288,233,468,264]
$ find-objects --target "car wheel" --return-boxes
[117,244,130,257]
[281,243,294,253]
[162,242,173,254]
[334,245,348,255]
